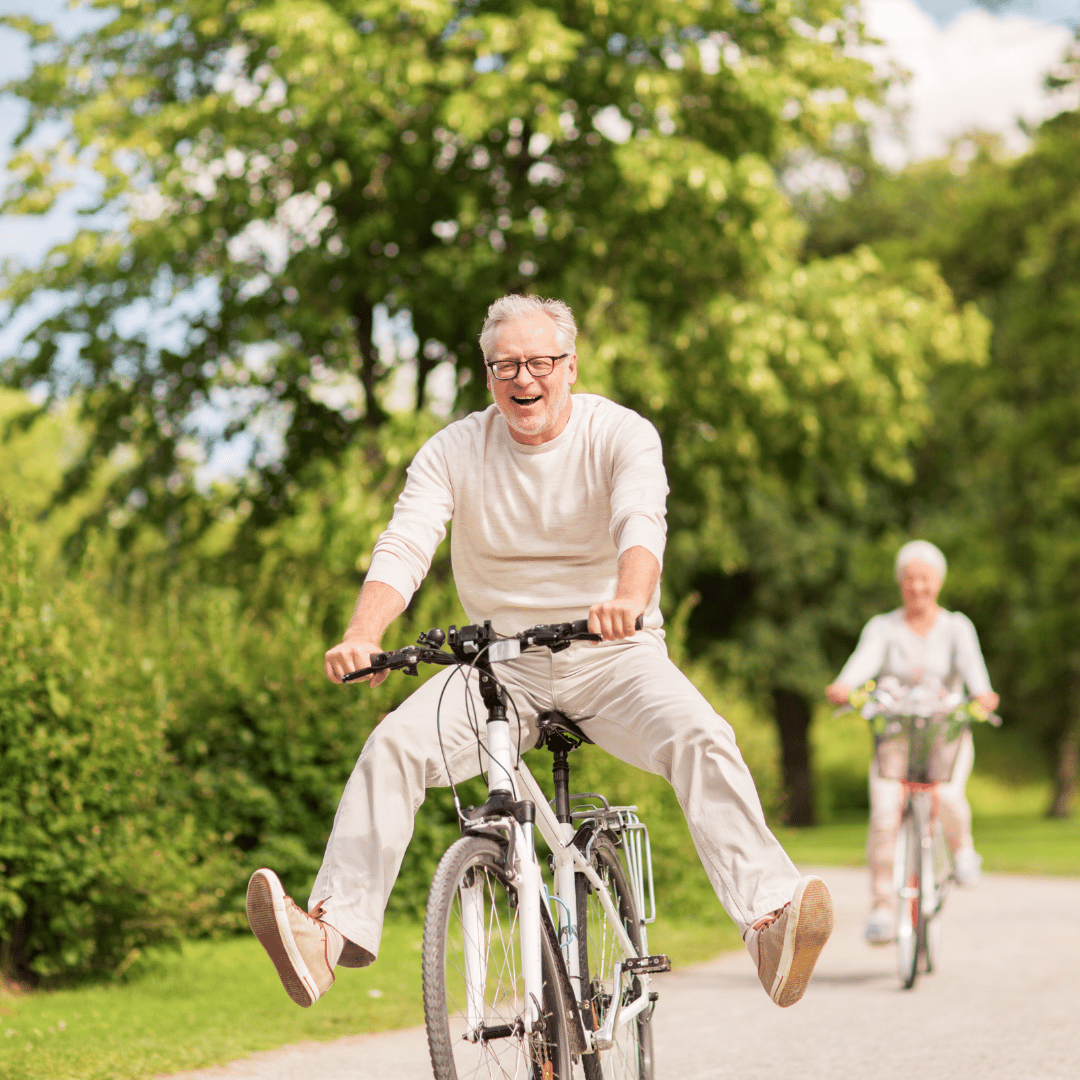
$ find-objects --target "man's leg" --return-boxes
[549,635,833,1007]
[248,658,551,1005]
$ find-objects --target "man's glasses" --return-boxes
[486,354,568,381]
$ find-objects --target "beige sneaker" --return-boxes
[752,876,834,1007]
[246,868,336,1007]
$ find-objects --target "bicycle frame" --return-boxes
[896,783,951,922]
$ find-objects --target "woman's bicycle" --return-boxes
[345,617,668,1080]
[845,677,1000,990]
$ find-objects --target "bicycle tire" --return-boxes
[894,805,921,990]
[423,835,572,1080]
[577,833,654,1080]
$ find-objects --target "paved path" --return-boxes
[165,867,1080,1080]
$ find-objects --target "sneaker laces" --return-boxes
[745,902,790,966]
[750,903,789,934]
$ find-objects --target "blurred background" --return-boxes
[0,0,1077,1043]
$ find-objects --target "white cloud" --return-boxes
[861,0,1077,166]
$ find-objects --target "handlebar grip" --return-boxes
[635,614,644,631]
[342,667,375,683]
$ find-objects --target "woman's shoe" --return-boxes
[865,905,894,945]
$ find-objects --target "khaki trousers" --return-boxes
[867,729,976,910]
[311,632,801,961]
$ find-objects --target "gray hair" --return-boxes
[478,294,578,361]
[895,540,947,582]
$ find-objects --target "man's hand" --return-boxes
[975,691,1000,712]
[325,639,388,686]
[588,546,659,641]
[825,682,852,706]
[325,581,407,686]
[588,598,642,641]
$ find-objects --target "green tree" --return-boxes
[1,0,877,545]
[2,0,992,825]
[803,104,1080,817]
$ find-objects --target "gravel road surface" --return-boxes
[164,866,1079,1080]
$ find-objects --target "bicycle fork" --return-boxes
[458,679,546,1037]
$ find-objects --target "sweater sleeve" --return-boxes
[951,612,994,695]
[608,413,668,567]
[836,615,890,688]
[364,432,455,607]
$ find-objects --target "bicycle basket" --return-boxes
[873,713,967,783]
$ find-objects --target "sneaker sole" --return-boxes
[770,876,834,1007]
[246,870,320,1008]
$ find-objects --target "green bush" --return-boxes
[0,514,235,985]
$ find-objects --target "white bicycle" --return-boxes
[346,618,667,1080]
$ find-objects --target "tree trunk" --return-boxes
[771,687,816,827]
[352,295,388,428]
[1046,676,1079,818]
[415,353,436,413]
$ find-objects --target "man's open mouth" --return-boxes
[511,395,542,406]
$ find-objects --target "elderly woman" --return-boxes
[825,541,1000,945]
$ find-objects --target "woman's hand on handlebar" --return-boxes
[825,682,851,706]
[587,599,643,641]
[325,638,388,686]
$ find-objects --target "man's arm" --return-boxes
[588,545,660,641]
[324,580,407,686]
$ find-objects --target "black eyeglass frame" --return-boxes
[485,353,569,381]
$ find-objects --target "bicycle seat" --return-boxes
[535,710,594,748]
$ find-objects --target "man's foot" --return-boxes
[246,868,337,1007]
[750,876,834,1007]
[953,846,983,887]
[865,905,894,946]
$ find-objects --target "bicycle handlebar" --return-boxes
[342,615,645,683]
[840,681,1002,727]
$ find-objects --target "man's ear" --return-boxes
[567,353,578,386]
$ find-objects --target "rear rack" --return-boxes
[566,797,657,931]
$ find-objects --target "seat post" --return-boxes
[551,741,572,825]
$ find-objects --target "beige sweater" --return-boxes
[366,394,669,635]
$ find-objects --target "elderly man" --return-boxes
[246,294,833,1011]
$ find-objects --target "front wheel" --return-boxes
[423,835,572,1080]
[577,832,654,1080]
[894,805,922,990]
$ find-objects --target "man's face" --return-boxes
[486,312,577,445]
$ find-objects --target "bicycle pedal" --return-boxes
[622,954,671,974]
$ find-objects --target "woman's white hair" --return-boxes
[895,540,947,582]
[479,294,578,361]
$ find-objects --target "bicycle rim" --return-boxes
[423,835,572,1080]
[577,833,654,1080]
[894,807,921,990]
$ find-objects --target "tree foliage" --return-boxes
[804,102,1080,816]
[1,0,881,545]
